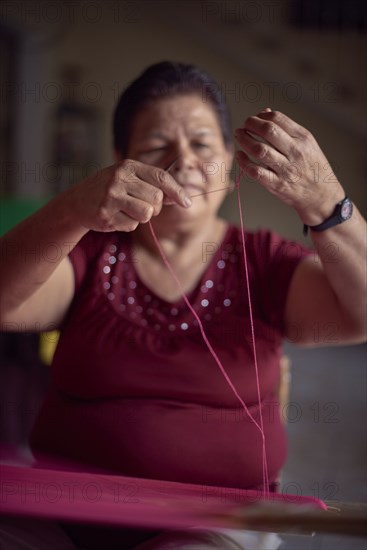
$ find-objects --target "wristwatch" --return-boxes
[303,196,353,236]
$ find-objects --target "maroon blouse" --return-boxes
[30,224,311,490]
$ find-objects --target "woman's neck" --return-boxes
[132,217,227,261]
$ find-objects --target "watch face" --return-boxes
[341,199,353,220]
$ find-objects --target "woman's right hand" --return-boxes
[69,159,192,233]
[0,160,192,328]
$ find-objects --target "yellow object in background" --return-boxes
[39,331,60,366]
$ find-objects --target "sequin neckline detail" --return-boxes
[99,224,242,332]
[127,223,233,307]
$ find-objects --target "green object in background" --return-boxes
[0,198,50,236]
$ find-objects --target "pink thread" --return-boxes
[148,172,269,496]
[235,170,269,496]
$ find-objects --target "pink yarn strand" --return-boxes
[235,170,269,496]
[148,171,269,497]
[148,221,262,434]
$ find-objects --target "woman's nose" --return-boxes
[172,143,197,172]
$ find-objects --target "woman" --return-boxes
[0,62,366,549]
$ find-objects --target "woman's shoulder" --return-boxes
[72,230,130,259]
[68,231,131,293]
[226,223,312,263]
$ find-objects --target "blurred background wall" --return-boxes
[0,1,366,543]
[1,0,366,235]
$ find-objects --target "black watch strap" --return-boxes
[303,197,353,237]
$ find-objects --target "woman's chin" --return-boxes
[168,200,207,218]
[151,201,208,228]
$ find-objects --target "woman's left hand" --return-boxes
[234,110,345,226]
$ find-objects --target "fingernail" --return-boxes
[183,196,192,207]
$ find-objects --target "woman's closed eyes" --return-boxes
[140,142,214,160]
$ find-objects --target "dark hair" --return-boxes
[113,61,233,156]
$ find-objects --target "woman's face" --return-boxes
[123,94,234,230]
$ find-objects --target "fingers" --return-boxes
[235,110,314,172]
[235,110,337,212]
[124,179,164,216]
[99,194,159,233]
[123,160,192,208]
[109,210,140,233]
[238,116,296,159]
[257,110,310,139]
[236,150,281,191]
[115,194,155,224]
[234,127,286,171]
[81,159,192,234]
[103,159,193,232]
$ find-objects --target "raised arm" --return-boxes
[0,160,192,331]
[0,192,86,332]
[235,110,367,346]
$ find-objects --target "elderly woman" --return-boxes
[0,62,366,549]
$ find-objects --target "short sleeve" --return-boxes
[68,230,109,294]
[249,229,313,335]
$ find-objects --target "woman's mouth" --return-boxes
[180,184,204,197]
